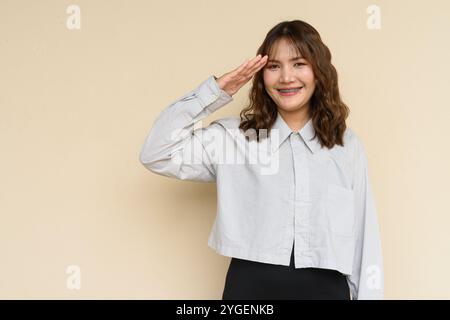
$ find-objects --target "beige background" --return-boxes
[1,0,449,299]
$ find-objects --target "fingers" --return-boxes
[235,54,266,73]
[241,54,268,78]
[228,54,268,87]
[245,54,264,71]
[249,55,268,74]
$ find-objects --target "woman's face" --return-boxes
[263,38,316,115]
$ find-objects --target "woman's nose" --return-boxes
[280,68,295,82]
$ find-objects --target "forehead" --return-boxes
[268,38,302,60]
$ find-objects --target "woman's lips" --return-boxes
[277,87,303,96]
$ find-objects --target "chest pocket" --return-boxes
[325,184,355,237]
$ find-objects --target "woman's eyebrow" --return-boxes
[267,56,304,63]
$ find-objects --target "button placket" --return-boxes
[290,133,311,267]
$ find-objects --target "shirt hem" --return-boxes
[208,239,353,275]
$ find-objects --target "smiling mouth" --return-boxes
[276,87,304,96]
[277,87,303,92]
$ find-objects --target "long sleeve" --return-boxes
[346,136,384,300]
[139,75,233,182]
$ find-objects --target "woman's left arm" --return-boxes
[346,134,384,300]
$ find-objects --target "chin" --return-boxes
[280,101,305,108]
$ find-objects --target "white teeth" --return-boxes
[278,87,302,93]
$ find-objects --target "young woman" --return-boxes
[139,20,384,300]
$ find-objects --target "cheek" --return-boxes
[262,72,268,85]
[302,67,315,83]
[263,70,275,85]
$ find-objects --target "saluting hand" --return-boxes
[216,54,268,97]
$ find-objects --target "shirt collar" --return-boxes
[269,112,321,154]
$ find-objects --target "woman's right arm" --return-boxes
[139,75,233,182]
[139,54,268,182]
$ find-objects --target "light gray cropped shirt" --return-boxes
[139,75,384,300]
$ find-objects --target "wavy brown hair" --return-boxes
[239,20,350,149]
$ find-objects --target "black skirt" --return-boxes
[222,244,351,300]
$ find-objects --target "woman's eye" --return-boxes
[267,63,305,70]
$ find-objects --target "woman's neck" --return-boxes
[277,106,310,132]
